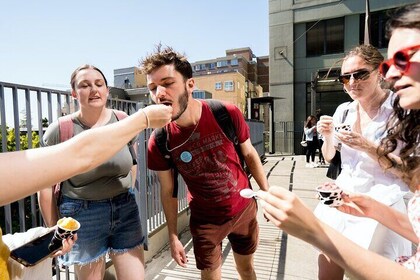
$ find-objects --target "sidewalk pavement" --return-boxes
[145,155,331,280]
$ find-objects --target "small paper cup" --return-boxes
[57,217,80,233]
[334,124,351,133]
[48,217,80,252]
[316,185,343,207]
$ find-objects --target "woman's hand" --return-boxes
[337,193,378,219]
[52,233,78,257]
[336,130,376,153]
[142,104,173,128]
[257,187,321,241]
[317,116,334,138]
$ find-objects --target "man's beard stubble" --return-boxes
[171,87,189,121]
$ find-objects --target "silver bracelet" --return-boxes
[141,109,150,128]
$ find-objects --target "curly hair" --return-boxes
[378,101,420,186]
[377,4,420,187]
[140,44,192,80]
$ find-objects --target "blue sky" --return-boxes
[0,0,268,90]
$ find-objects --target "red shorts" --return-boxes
[189,199,259,270]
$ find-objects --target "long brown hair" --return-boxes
[305,115,316,128]
[377,4,420,187]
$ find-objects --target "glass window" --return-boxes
[306,17,344,56]
[215,82,222,90]
[217,60,228,67]
[224,81,234,91]
[230,59,238,66]
[208,63,215,69]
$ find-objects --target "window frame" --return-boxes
[306,17,344,57]
[224,80,234,91]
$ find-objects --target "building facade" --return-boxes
[191,47,266,115]
[115,48,268,117]
[114,67,147,89]
[269,0,417,153]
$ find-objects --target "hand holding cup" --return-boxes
[317,116,334,137]
[48,217,80,252]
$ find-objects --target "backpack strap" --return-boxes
[54,114,76,203]
[205,100,246,171]
[154,127,172,161]
[154,127,179,198]
[58,114,75,143]
[113,110,128,121]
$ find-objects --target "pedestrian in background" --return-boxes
[304,115,318,168]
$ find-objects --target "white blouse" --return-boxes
[333,92,409,205]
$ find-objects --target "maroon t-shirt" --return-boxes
[148,100,251,223]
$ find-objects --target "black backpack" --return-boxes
[153,99,247,197]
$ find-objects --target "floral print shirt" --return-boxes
[397,191,420,273]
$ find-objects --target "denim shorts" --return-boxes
[58,190,145,266]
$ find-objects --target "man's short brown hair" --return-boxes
[140,45,193,80]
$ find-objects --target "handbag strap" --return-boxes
[341,102,351,123]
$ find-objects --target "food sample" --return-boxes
[57,217,80,231]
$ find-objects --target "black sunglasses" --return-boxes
[379,44,420,76]
[338,69,371,85]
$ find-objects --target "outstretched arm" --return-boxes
[257,187,419,280]
[0,104,172,206]
[338,193,417,243]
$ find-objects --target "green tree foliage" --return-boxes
[0,127,40,152]
[0,127,41,233]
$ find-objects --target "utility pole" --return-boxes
[364,0,371,45]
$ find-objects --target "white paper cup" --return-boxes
[316,185,343,207]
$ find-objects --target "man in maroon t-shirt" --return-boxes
[141,46,269,280]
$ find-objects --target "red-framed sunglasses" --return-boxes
[379,44,420,76]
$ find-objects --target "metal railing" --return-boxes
[0,81,265,279]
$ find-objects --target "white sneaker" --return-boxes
[305,163,312,168]
[311,162,319,168]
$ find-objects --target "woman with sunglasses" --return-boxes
[315,44,411,279]
[257,3,420,279]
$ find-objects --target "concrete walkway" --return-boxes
[145,155,331,279]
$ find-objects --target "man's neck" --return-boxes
[174,99,202,127]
